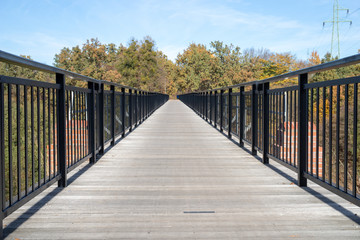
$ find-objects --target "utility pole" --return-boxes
[323,0,352,58]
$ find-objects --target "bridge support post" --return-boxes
[262,82,269,164]
[88,82,96,164]
[56,73,67,187]
[239,86,244,147]
[298,73,308,186]
[228,88,232,138]
[251,84,257,155]
[111,85,115,146]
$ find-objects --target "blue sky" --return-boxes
[1,0,359,65]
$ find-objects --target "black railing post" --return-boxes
[220,89,224,132]
[228,88,232,138]
[239,86,244,147]
[251,84,257,155]
[56,73,67,187]
[298,73,308,186]
[99,83,105,155]
[129,89,132,132]
[121,88,126,138]
[88,82,96,164]
[111,85,115,146]
[262,82,269,164]
[214,90,217,128]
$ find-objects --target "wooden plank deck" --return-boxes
[4,100,360,239]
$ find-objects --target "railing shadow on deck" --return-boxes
[3,162,91,238]
[3,116,154,238]
[200,117,360,225]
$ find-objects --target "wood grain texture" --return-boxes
[4,100,360,239]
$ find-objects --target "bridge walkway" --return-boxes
[4,100,360,239]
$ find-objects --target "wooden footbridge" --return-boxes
[0,51,360,239]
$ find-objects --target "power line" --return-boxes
[323,0,352,58]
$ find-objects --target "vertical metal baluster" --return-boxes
[88,82,96,164]
[79,92,83,159]
[43,87,46,183]
[251,84,257,155]
[31,86,34,192]
[81,92,84,159]
[322,87,326,180]
[48,88,51,181]
[344,84,349,192]
[239,87,244,147]
[0,82,5,213]
[220,90,224,132]
[74,91,78,163]
[8,84,13,204]
[121,88,125,138]
[24,86,28,194]
[336,85,340,189]
[329,87,333,185]
[310,88,314,175]
[353,83,358,196]
[16,85,21,199]
[129,89,132,132]
[294,91,298,167]
[214,91,217,128]
[53,88,56,177]
[285,91,289,163]
[228,88,232,138]
[289,91,293,165]
[316,88,319,177]
[263,83,269,164]
[37,87,40,188]
[67,91,72,167]
[275,93,280,159]
[111,85,115,145]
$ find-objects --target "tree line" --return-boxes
[1,37,359,97]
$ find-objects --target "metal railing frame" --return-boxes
[178,53,360,207]
[0,50,168,238]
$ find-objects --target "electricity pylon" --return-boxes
[323,0,352,58]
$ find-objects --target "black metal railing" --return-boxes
[0,50,168,237]
[178,54,360,207]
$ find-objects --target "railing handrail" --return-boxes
[181,53,360,93]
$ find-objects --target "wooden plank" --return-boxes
[4,100,360,239]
